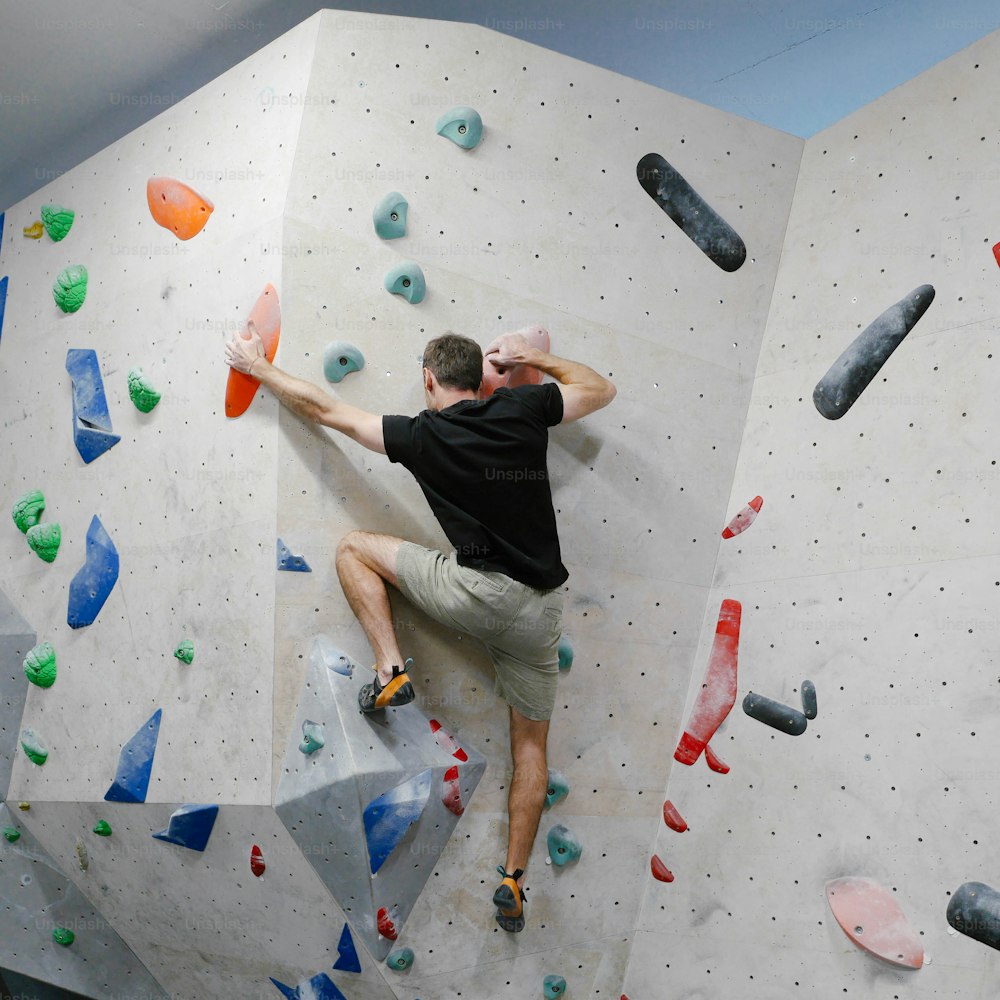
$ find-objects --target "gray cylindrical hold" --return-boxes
[742,692,808,735]
[801,680,818,720]
[813,284,935,420]
[947,881,1000,950]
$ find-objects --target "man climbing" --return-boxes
[225,324,615,931]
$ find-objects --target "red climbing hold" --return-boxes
[993,241,1000,268]
[674,600,741,766]
[704,743,730,774]
[430,719,468,761]
[377,906,398,940]
[650,855,674,882]
[481,325,550,398]
[826,877,923,969]
[442,764,464,816]
[250,844,265,877]
[722,496,763,538]
[662,800,687,833]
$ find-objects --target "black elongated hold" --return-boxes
[947,882,1000,950]
[801,680,817,720]
[742,692,808,735]
[636,153,747,272]
[813,284,935,420]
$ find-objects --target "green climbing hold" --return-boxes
[299,720,325,754]
[23,642,57,688]
[543,974,567,999]
[53,264,88,313]
[384,261,426,304]
[323,342,365,383]
[2,827,19,843]
[11,490,45,533]
[127,366,162,413]
[173,639,194,665]
[26,522,61,563]
[93,820,112,837]
[373,191,408,239]
[41,204,75,242]
[386,946,414,971]
[544,770,569,809]
[20,728,48,765]
[52,927,75,946]
[557,636,573,672]
[435,106,484,149]
[546,824,582,867]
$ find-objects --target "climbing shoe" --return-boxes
[493,865,526,932]
[358,658,415,713]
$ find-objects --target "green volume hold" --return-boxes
[26,522,61,563]
[11,490,45,533]
[20,728,48,765]
[173,639,194,664]
[2,827,20,843]
[52,927,75,946]
[93,820,112,836]
[41,204,75,242]
[23,642,57,688]
[53,265,88,313]
[128,366,162,412]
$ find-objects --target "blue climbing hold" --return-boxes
[383,262,426,304]
[435,106,483,149]
[363,769,432,875]
[373,191,408,239]
[0,276,7,348]
[333,924,361,973]
[0,211,5,258]
[277,538,311,572]
[332,922,362,973]
[152,803,219,852]
[67,514,119,628]
[323,342,365,383]
[104,708,162,803]
[65,349,121,464]
[270,973,347,1000]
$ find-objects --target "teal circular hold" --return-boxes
[323,342,365,383]
[543,974,567,998]
[387,946,414,971]
[435,106,483,149]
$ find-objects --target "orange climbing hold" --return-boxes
[225,284,281,418]
[650,855,674,882]
[662,800,687,833]
[704,743,730,774]
[482,325,550,398]
[146,177,214,240]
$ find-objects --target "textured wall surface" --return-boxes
[626,26,1000,1000]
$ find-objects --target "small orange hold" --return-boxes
[650,855,674,882]
[146,177,214,240]
[225,284,281,418]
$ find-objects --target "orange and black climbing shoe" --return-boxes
[493,865,526,932]
[358,658,415,713]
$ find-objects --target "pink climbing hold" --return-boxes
[250,844,265,877]
[662,800,687,833]
[481,325,550,398]
[674,600,741,766]
[430,719,468,762]
[377,906,398,940]
[704,743,730,774]
[722,495,763,538]
[994,241,1000,269]
[826,876,924,969]
[442,765,464,816]
[650,855,674,883]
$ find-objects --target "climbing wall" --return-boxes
[0,9,806,1000]
[625,26,1000,1000]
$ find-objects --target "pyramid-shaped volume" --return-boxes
[275,646,485,960]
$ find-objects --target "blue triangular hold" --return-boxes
[65,348,120,463]
[332,922,361,974]
[104,708,161,803]
[0,211,5,259]
[277,538,311,572]
[152,803,219,852]
[269,973,346,1000]
[0,276,7,348]
[363,769,432,875]
[67,514,119,628]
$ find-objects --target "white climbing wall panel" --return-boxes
[626,26,1000,1000]
[0,9,805,999]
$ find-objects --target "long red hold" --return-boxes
[674,600,741,765]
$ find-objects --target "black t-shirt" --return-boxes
[383,383,568,589]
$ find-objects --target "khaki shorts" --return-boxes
[395,541,564,721]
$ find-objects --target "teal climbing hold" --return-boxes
[11,489,45,533]
[435,106,483,149]
[127,366,161,413]
[373,191,408,239]
[547,824,582,867]
[557,635,574,672]
[386,946,414,971]
[544,770,569,809]
[41,204,75,242]
[543,974,567,998]
[383,262,426,304]
[323,342,365,383]
[26,522,61,563]
[53,264,88,313]
[20,728,48,765]
[174,639,194,664]
[23,642,57,688]
[299,720,325,754]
